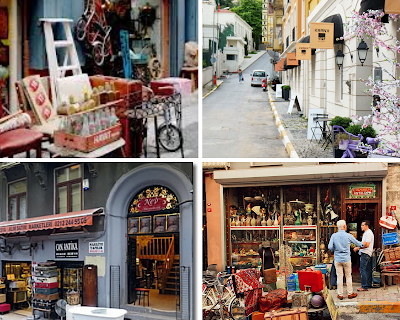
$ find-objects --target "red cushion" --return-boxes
[0,128,43,157]
[0,304,10,312]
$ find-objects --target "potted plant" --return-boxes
[282,85,291,100]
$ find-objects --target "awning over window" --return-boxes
[0,208,103,235]
[321,14,344,44]
[359,0,388,23]
[284,60,295,70]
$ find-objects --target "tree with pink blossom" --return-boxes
[339,10,400,157]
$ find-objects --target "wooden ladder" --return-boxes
[40,18,82,108]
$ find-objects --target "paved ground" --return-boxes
[268,89,334,158]
[202,52,288,158]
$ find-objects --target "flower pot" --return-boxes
[283,89,290,100]
[334,149,344,158]
[355,151,368,158]
[338,140,348,150]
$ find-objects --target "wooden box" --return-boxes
[264,308,309,320]
[54,123,122,153]
[0,294,5,303]
[34,293,59,301]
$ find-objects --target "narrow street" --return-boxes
[202,53,288,158]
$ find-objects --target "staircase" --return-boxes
[163,257,180,295]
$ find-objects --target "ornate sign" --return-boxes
[349,182,376,199]
[129,186,178,214]
[310,22,334,49]
[55,240,79,258]
[137,196,167,212]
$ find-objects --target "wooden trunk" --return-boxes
[83,265,97,307]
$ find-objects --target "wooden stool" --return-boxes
[180,67,198,92]
[135,288,150,306]
[0,128,43,158]
[381,272,400,289]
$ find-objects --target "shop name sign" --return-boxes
[0,216,93,234]
[296,43,311,60]
[89,242,104,253]
[137,196,168,212]
[55,240,79,258]
[310,22,334,49]
[349,182,377,199]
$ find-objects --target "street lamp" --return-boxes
[357,40,369,66]
[336,50,344,70]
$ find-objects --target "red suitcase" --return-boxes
[35,282,58,289]
[0,303,10,314]
[297,268,323,292]
[259,288,288,312]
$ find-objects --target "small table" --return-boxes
[308,306,328,320]
[135,288,150,307]
[180,67,198,92]
[381,271,400,289]
[47,138,126,158]
[315,118,333,149]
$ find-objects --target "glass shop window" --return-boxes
[283,185,317,225]
[227,55,236,61]
[56,165,82,214]
[8,180,27,221]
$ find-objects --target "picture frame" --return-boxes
[128,217,139,234]
[139,216,151,233]
[166,214,180,232]
[153,215,166,233]
[0,8,8,40]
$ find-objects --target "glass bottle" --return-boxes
[81,114,90,137]
[88,112,96,135]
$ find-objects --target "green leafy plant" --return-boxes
[250,51,257,54]
[360,125,377,138]
[203,60,206,68]
[282,85,291,90]
[330,116,352,129]
[333,132,360,148]
[346,124,362,136]
[244,35,249,56]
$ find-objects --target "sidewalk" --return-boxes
[326,284,400,318]
[268,89,333,158]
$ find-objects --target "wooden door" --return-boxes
[83,265,98,306]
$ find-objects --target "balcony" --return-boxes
[274,39,283,52]
[272,0,283,10]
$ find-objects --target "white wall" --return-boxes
[203,66,213,86]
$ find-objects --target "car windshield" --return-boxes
[253,71,265,77]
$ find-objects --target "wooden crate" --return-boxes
[54,123,121,153]
[34,293,59,301]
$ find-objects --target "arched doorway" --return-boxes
[127,185,180,310]
[105,164,193,318]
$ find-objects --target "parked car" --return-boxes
[271,77,281,91]
[250,70,266,87]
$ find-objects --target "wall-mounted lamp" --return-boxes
[336,50,344,69]
[343,44,353,63]
[357,40,369,66]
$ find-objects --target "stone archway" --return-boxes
[104,164,193,317]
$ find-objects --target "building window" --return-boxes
[270,27,273,34]
[8,180,27,221]
[270,36,273,43]
[270,17,273,23]
[55,165,83,214]
[292,27,296,42]
[227,54,237,61]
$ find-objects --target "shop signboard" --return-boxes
[385,0,400,14]
[349,182,376,199]
[296,43,311,60]
[137,196,168,212]
[55,240,79,258]
[89,242,104,254]
[310,22,334,49]
[287,52,298,66]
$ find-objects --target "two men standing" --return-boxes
[328,220,372,300]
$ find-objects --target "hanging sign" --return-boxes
[89,242,104,254]
[55,240,79,258]
[310,22,334,49]
[287,53,299,66]
[296,43,312,60]
[137,196,168,212]
[349,182,377,199]
[385,0,400,14]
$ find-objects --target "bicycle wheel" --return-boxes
[229,296,246,320]
[158,124,182,152]
[92,41,105,66]
[75,16,87,41]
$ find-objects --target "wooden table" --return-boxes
[47,138,125,158]
[381,271,400,289]
[180,66,198,92]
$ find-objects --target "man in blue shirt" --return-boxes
[328,220,367,300]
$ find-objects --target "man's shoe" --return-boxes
[357,288,368,291]
[348,293,357,299]
[337,295,344,300]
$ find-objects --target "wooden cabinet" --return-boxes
[83,265,97,306]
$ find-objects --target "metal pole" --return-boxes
[211,6,215,88]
